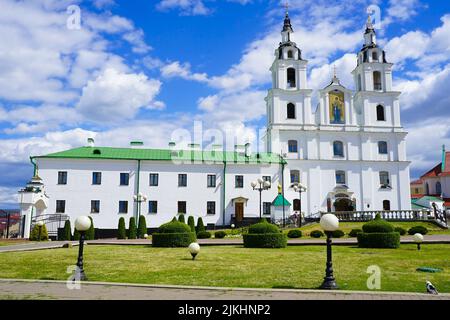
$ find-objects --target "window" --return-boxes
[178,174,187,187]
[288,140,298,153]
[287,50,293,58]
[91,200,100,214]
[207,175,216,188]
[293,199,301,211]
[333,141,344,157]
[379,171,390,188]
[119,201,128,214]
[92,172,102,185]
[235,175,244,188]
[148,201,158,214]
[120,173,129,186]
[378,141,388,154]
[287,103,296,119]
[263,176,272,188]
[376,105,385,121]
[263,202,271,215]
[149,173,159,186]
[373,71,382,90]
[207,201,216,215]
[58,172,67,185]
[335,171,346,185]
[287,68,296,88]
[383,200,391,211]
[372,51,378,61]
[357,74,362,91]
[178,201,186,214]
[56,200,66,213]
[436,182,442,195]
[426,183,430,195]
[290,170,300,184]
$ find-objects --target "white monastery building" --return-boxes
[19,13,412,238]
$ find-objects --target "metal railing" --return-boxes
[32,214,70,239]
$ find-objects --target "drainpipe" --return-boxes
[30,157,37,176]
[281,160,286,228]
[222,161,227,226]
[136,160,141,222]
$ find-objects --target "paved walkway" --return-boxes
[0,279,448,300]
[1,235,449,253]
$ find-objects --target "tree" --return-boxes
[118,217,126,239]
[128,217,137,239]
[196,217,205,234]
[187,216,195,232]
[62,220,72,241]
[137,215,147,239]
[178,214,185,224]
[30,224,49,241]
[172,217,177,222]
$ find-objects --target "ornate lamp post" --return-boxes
[292,183,307,227]
[413,233,424,251]
[189,243,200,260]
[36,221,44,242]
[74,216,91,281]
[251,178,271,219]
[133,192,148,220]
[319,213,339,290]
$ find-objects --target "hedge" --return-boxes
[158,221,191,233]
[178,214,186,224]
[331,230,345,238]
[248,220,280,234]
[287,229,302,238]
[61,220,72,241]
[152,233,197,247]
[117,217,126,239]
[310,230,324,238]
[408,226,428,235]
[348,229,363,238]
[196,217,206,234]
[357,232,400,249]
[395,227,407,236]
[187,216,195,232]
[362,214,394,233]
[214,231,226,239]
[197,231,212,239]
[243,233,287,248]
[30,224,48,241]
[128,217,137,239]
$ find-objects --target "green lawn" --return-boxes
[0,240,28,247]
[0,244,449,293]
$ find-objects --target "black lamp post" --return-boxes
[74,216,92,281]
[292,183,307,227]
[251,178,271,219]
[319,214,339,290]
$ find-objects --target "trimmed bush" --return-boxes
[30,223,49,241]
[118,217,126,239]
[357,232,400,249]
[362,214,394,233]
[61,220,72,241]
[287,229,302,239]
[178,214,186,224]
[172,217,177,222]
[214,231,226,239]
[197,231,212,239]
[137,215,147,239]
[196,217,206,234]
[395,227,407,236]
[310,230,324,238]
[244,220,287,248]
[128,217,137,240]
[408,226,428,235]
[348,229,363,238]
[331,230,345,238]
[188,216,195,232]
[152,221,196,247]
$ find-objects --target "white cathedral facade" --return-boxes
[18,14,411,238]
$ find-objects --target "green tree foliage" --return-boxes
[85,216,95,240]
[187,216,195,232]
[137,215,147,239]
[30,223,49,241]
[118,217,127,239]
[61,220,72,241]
[196,217,206,234]
[128,217,137,239]
[178,214,185,224]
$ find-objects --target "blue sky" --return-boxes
[0,0,449,208]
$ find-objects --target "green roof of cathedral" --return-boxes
[32,147,287,165]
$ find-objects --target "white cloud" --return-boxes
[156,0,211,16]
[161,61,208,82]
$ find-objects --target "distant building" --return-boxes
[410,179,425,199]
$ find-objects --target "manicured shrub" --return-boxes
[287,229,302,239]
[30,223,49,241]
[118,217,126,239]
[172,217,177,222]
[152,221,196,247]
[408,226,428,235]
[310,230,324,238]
[137,215,147,239]
[357,232,400,249]
[243,220,287,248]
[395,227,407,236]
[348,229,363,238]
[188,216,195,232]
[178,214,186,224]
[61,220,72,241]
[362,214,394,233]
[197,231,212,239]
[331,230,345,238]
[214,231,226,239]
[196,217,206,234]
[86,216,95,240]
[128,217,137,240]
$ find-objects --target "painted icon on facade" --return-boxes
[329,90,345,124]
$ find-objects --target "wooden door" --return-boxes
[235,203,244,222]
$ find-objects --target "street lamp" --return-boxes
[251,178,271,219]
[292,183,307,227]
[36,221,44,242]
[133,192,148,220]
[189,242,200,260]
[75,216,92,281]
[319,213,339,290]
[413,233,424,251]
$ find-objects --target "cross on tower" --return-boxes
[284,1,289,14]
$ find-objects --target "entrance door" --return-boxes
[334,198,354,212]
[235,203,244,222]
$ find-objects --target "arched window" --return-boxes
[287,50,293,58]
[380,171,390,188]
[293,199,301,211]
[287,103,296,119]
[372,51,378,62]
[287,68,296,88]
[290,170,300,184]
[288,140,298,153]
[436,182,442,195]
[376,105,385,121]
[373,71,382,90]
[333,141,344,157]
[383,200,391,211]
[378,141,388,154]
[335,171,346,185]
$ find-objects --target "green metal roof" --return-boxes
[32,147,287,165]
[272,194,291,206]
[418,196,443,202]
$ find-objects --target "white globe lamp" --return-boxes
[75,216,91,232]
[189,242,201,260]
[413,233,424,251]
[320,214,340,232]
